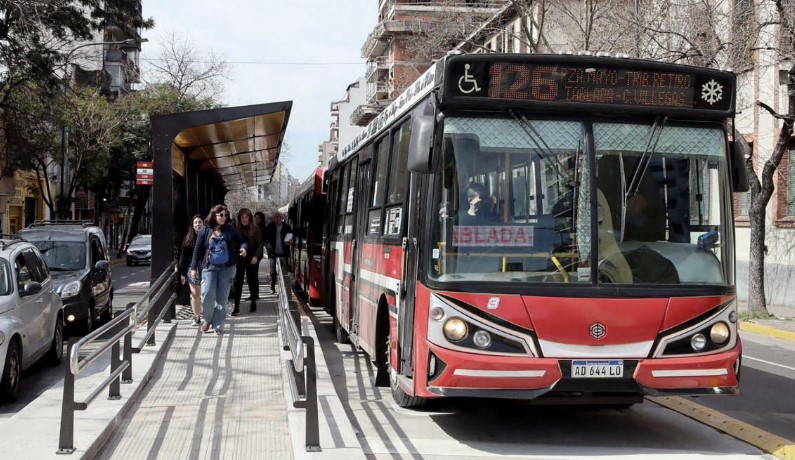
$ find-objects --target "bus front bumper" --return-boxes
[422,342,741,399]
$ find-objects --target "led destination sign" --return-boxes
[444,57,734,114]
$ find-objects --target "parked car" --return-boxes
[17,222,113,337]
[126,234,151,266]
[0,236,64,402]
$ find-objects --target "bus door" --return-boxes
[396,171,423,378]
[349,158,370,339]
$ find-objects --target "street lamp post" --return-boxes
[58,38,140,219]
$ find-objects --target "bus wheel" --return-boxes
[333,317,349,344]
[386,332,426,408]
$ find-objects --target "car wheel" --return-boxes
[1,340,22,402]
[126,259,132,267]
[100,297,113,324]
[47,316,64,366]
[84,306,94,335]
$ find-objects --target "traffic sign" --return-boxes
[136,161,154,185]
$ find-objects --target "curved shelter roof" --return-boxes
[151,101,292,274]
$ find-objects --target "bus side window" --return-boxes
[387,120,412,204]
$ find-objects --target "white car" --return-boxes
[126,234,151,266]
[0,238,64,402]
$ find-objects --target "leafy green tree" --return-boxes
[4,82,62,216]
[0,1,153,175]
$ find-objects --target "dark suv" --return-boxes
[17,221,113,336]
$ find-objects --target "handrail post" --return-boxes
[109,341,121,400]
[122,323,133,383]
[57,338,78,455]
[147,298,156,346]
[303,336,320,452]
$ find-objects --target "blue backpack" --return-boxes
[208,234,230,266]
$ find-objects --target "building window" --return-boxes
[734,139,752,226]
[773,139,795,227]
[788,143,795,215]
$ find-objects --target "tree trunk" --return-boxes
[747,195,767,314]
[747,64,794,315]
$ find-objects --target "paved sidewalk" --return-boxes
[94,274,365,460]
[740,301,795,340]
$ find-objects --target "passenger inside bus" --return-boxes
[460,182,497,225]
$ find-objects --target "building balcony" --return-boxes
[104,49,130,65]
[350,102,387,127]
[74,67,112,95]
[366,56,389,82]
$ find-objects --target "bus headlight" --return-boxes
[473,330,492,349]
[443,317,468,342]
[690,333,707,351]
[710,322,730,345]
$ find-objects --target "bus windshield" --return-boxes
[429,115,732,286]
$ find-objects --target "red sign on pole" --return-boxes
[136,161,154,185]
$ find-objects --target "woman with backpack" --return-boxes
[190,204,248,334]
[179,214,204,325]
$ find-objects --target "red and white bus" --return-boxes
[323,53,749,408]
[288,167,326,307]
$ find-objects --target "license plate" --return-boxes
[571,360,624,378]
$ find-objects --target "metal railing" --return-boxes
[275,258,320,452]
[57,262,177,454]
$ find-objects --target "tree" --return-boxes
[0,1,153,175]
[4,82,62,216]
[143,32,230,103]
[743,1,794,315]
[59,86,125,218]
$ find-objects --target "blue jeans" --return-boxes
[201,264,236,331]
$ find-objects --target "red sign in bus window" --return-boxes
[452,226,535,247]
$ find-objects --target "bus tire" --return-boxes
[334,317,349,344]
[388,336,426,408]
[374,299,390,387]
[382,310,426,408]
[332,285,349,344]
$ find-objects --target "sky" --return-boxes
[140,0,377,182]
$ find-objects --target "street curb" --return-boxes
[740,321,795,342]
[648,396,795,460]
[81,323,177,460]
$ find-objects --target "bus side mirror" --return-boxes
[407,115,436,174]
[731,133,750,192]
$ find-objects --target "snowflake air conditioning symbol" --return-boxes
[701,79,723,105]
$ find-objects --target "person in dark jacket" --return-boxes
[263,210,292,294]
[178,214,204,325]
[253,211,267,239]
[232,208,263,315]
[190,204,247,334]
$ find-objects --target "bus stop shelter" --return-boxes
[150,101,292,275]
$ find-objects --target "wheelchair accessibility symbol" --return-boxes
[458,64,481,94]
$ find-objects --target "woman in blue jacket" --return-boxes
[190,204,247,334]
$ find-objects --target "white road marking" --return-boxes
[744,355,795,372]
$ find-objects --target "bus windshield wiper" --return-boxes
[625,115,667,200]
[509,109,571,183]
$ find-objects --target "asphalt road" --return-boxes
[308,306,771,459]
[0,264,151,418]
[688,330,795,441]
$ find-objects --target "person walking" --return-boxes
[178,214,204,325]
[263,210,292,294]
[232,208,263,315]
[190,204,247,334]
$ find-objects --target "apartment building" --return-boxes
[351,0,505,127]
[318,78,367,167]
